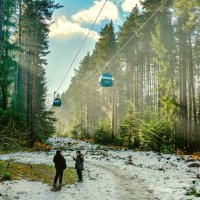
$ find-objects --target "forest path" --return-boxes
[0,153,154,200]
[0,138,154,200]
[84,160,154,200]
[1,137,198,199]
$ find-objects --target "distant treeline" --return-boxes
[57,0,200,152]
[0,0,61,149]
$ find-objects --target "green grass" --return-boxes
[0,161,77,186]
[186,186,200,197]
[0,147,33,155]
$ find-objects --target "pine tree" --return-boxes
[0,0,3,44]
[173,0,199,150]
[0,0,61,145]
[0,0,18,110]
[119,105,138,148]
[150,2,178,128]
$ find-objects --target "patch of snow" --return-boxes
[0,137,200,200]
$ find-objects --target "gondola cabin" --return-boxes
[99,73,113,87]
[53,98,61,107]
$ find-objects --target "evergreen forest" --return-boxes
[55,0,200,152]
[0,0,61,149]
[1,0,200,153]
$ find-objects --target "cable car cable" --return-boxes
[53,0,169,116]
[54,0,108,95]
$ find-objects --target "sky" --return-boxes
[46,0,142,101]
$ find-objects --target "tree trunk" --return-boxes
[16,0,24,115]
[188,36,197,149]
[188,36,193,146]
[0,0,3,43]
[179,33,188,149]
[1,84,7,110]
[1,48,8,110]
[178,34,182,148]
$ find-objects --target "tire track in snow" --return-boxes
[86,160,154,200]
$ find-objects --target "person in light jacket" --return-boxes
[73,150,84,182]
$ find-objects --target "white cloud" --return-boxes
[49,16,100,41]
[72,0,119,24]
[121,0,142,12]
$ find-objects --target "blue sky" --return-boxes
[46,0,141,102]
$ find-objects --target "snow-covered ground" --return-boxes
[0,137,200,200]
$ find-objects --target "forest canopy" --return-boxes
[0,0,61,149]
[56,0,200,152]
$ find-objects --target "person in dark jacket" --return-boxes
[73,150,84,182]
[53,150,66,186]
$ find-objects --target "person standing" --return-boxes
[73,150,84,182]
[53,149,66,186]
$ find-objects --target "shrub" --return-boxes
[93,120,112,145]
[114,135,123,146]
[33,141,52,151]
[186,186,200,197]
[191,152,200,161]
[139,119,174,152]
[161,145,173,154]
[0,109,29,151]
[118,105,139,149]
[1,172,11,181]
